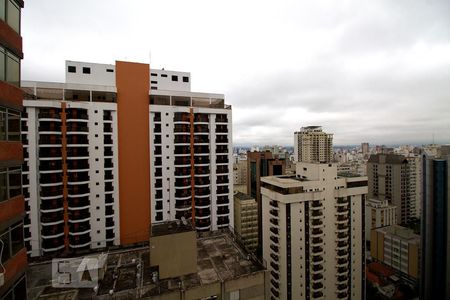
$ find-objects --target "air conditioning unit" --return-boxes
[0,273,5,287]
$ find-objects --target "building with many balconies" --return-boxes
[261,163,367,300]
[294,126,333,164]
[21,60,233,256]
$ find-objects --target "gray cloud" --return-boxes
[21,0,450,146]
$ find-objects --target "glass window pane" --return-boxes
[0,46,5,81]
[7,110,20,141]
[6,0,20,33]
[0,0,5,21]
[10,222,23,256]
[6,52,20,86]
[0,228,11,262]
[8,167,21,198]
[0,168,7,202]
[0,107,6,140]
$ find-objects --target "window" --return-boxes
[106,68,114,73]
[0,46,5,81]
[0,222,24,263]
[151,81,157,84]
[161,74,167,78]
[151,73,158,77]
[0,108,20,141]
[83,67,91,74]
[151,86,157,90]
[183,76,189,83]
[171,75,178,81]
[5,50,20,86]
[1,0,20,33]
[68,66,76,73]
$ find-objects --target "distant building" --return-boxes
[294,126,333,163]
[420,146,450,300]
[234,159,247,185]
[247,151,285,256]
[367,153,419,224]
[365,198,397,243]
[361,142,369,156]
[233,192,258,252]
[371,225,420,281]
[261,163,367,299]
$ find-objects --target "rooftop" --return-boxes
[234,192,255,201]
[151,220,194,237]
[376,225,420,243]
[27,230,265,300]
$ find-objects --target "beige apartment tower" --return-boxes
[294,126,333,163]
[233,192,258,252]
[261,163,367,300]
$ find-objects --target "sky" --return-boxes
[22,0,450,146]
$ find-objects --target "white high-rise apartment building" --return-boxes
[294,126,333,163]
[21,60,233,257]
[365,198,397,242]
[262,127,367,300]
[262,163,367,300]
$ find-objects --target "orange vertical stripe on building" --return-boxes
[116,61,151,245]
[61,102,69,251]
[189,108,195,225]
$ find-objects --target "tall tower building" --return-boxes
[262,164,367,300]
[247,151,285,256]
[367,153,419,224]
[21,60,232,257]
[420,146,450,300]
[262,127,367,300]
[0,0,28,298]
[294,126,333,163]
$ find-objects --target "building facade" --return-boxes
[0,0,27,298]
[370,225,419,281]
[261,163,367,300]
[247,151,285,256]
[294,126,333,163]
[365,198,397,243]
[233,192,258,252]
[367,153,419,225]
[21,60,233,257]
[420,147,450,300]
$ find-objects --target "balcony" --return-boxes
[312,282,324,291]
[42,237,65,252]
[311,228,323,236]
[216,186,229,195]
[68,196,90,208]
[104,147,113,157]
[175,178,190,187]
[175,145,190,155]
[174,124,190,133]
[194,135,209,144]
[312,246,323,254]
[66,123,88,133]
[195,197,210,207]
[337,250,349,257]
[104,159,114,169]
[216,155,228,164]
[40,186,63,198]
[312,291,324,299]
[216,165,229,174]
[67,173,89,183]
[66,109,88,120]
[270,218,279,226]
[216,145,228,154]
[337,266,349,274]
[104,135,113,145]
[312,210,323,218]
[215,115,228,123]
[217,196,229,205]
[270,261,279,271]
[217,207,229,216]
[39,109,61,120]
[175,211,191,220]
[270,227,279,235]
[336,215,349,222]
[195,207,211,217]
[216,125,228,133]
[69,235,91,249]
[40,173,63,185]
[39,121,61,132]
[337,258,348,266]
[104,123,112,133]
[195,166,210,175]
[39,148,62,158]
[69,223,91,235]
[154,135,161,144]
[271,270,279,280]
[196,187,210,196]
[312,255,324,264]
[216,175,229,184]
[270,209,278,217]
[106,229,115,240]
[270,279,279,289]
[195,177,210,186]
[174,112,190,123]
[106,206,114,216]
[271,288,280,298]
[39,135,62,145]
[41,211,64,225]
[175,167,191,178]
[175,189,191,199]
[312,264,324,272]
[194,156,210,165]
[67,184,90,196]
[40,198,64,212]
[67,160,89,170]
[270,244,279,253]
[312,273,324,281]
[195,218,211,231]
[194,114,209,123]
[217,216,229,226]
[337,275,348,283]
[174,135,190,144]
[337,292,348,299]
[41,224,65,238]
[69,211,91,222]
[216,136,228,144]
[175,200,191,210]
[106,217,115,228]
[66,147,89,158]
[66,135,89,145]
[194,145,209,154]
[175,157,191,166]
[194,124,209,133]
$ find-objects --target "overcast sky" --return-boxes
[22,0,450,146]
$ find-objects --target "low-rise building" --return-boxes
[365,198,397,243]
[371,225,420,281]
[233,192,258,252]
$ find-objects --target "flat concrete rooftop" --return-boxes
[27,230,265,299]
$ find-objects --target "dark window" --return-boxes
[68,66,76,73]
[171,75,178,81]
[151,86,157,90]
[183,76,189,83]
[106,69,114,73]
[151,73,158,77]
[83,67,91,74]
[161,74,168,78]
[151,81,157,84]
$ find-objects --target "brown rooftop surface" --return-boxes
[234,191,254,201]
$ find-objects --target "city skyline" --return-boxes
[21,0,450,146]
